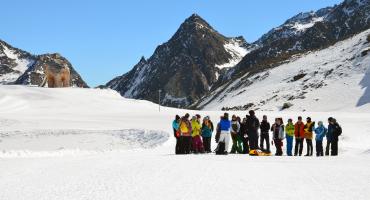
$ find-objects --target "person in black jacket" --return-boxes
[240,117,250,154]
[330,118,342,156]
[260,115,271,153]
[246,110,260,150]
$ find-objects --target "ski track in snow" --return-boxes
[0,129,169,158]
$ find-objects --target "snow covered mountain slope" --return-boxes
[0,85,370,200]
[0,40,36,84]
[196,28,370,111]
[212,0,370,99]
[105,14,252,107]
[0,40,88,87]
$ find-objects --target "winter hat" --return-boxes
[318,121,323,126]
[224,112,229,119]
[196,114,201,119]
[192,116,197,121]
[175,115,180,120]
[185,113,190,119]
[249,110,255,116]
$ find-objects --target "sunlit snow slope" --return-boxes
[198,29,370,112]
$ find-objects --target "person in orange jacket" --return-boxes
[294,116,305,156]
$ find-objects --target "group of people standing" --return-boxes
[172,110,342,156]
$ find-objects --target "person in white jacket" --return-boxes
[271,118,285,156]
[230,115,241,153]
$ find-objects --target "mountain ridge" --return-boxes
[105,14,251,107]
[0,40,88,87]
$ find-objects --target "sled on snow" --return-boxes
[249,149,272,156]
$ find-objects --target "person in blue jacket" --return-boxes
[218,113,231,154]
[172,115,181,154]
[314,121,327,157]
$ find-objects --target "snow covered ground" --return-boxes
[0,85,370,200]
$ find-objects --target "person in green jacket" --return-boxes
[285,118,295,156]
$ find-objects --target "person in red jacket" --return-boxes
[294,116,305,156]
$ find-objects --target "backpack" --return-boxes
[336,124,342,136]
[215,123,221,142]
[215,142,226,155]
[308,122,315,132]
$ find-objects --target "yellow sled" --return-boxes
[249,149,272,156]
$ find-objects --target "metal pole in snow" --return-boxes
[158,89,161,112]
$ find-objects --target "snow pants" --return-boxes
[219,132,230,152]
[325,141,331,156]
[202,136,212,152]
[179,136,192,154]
[316,140,324,156]
[249,133,259,150]
[294,138,304,156]
[305,139,313,156]
[286,135,293,156]
[331,140,338,156]
[175,137,180,154]
[274,139,283,156]
[174,128,180,154]
[192,135,204,153]
[231,134,243,153]
[260,132,270,152]
[242,136,249,154]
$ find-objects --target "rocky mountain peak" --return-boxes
[183,13,210,27]
[105,14,250,107]
[170,14,222,44]
[137,56,147,65]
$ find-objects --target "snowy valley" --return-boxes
[1,0,370,199]
[0,85,370,199]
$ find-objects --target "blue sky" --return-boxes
[1,0,342,87]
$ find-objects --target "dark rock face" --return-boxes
[106,14,251,107]
[15,53,88,88]
[0,40,88,87]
